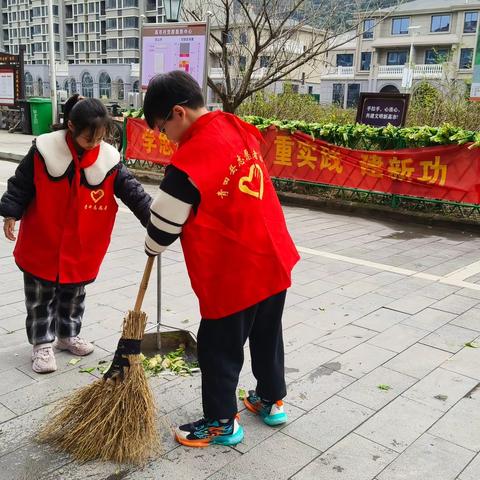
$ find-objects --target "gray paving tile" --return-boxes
[450,307,480,332]
[377,433,475,480]
[283,322,328,353]
[315,325,376,353]
[420,324,479,353]
[338,366,417,411]
[355,396,444,453]
[285,343,339,380]
[291,433,397,480]
[384,344,452,379]
[286,365,356,411]
[0,402,16,423]
[402,367,478,412]
[442,341,480,380]
[208,432,320,480]
[368,324,429,353]
[401,308,457,331]
[429,387,480,452]
[283,395,374,452]
[458,453,480,480]
[333,343,397,379]
[431,294,479,315]
[354,308,410,332]
[386,295,437,315]
[0,367,36,396]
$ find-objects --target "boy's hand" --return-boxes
[3,218,16,241]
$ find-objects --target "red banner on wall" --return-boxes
[261,127,480,204]
[124,119,480,204]
[125,118,177,165]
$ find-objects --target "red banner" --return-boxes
[124,120,480,204]
[124,118,177,165]
[262,127,480,204]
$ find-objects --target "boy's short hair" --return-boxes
[143,70,205,129]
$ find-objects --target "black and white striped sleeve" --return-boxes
[145,166,200,256]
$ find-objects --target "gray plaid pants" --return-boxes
[24,273,86,346]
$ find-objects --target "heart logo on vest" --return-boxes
[239,164,264,200]
[91,189,105,204]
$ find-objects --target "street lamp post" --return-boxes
[164,0,182,22]
[405,25,420,92]
[47,0,57,124]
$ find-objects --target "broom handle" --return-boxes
[134,256,155,313]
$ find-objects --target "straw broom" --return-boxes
[38,256,160,464]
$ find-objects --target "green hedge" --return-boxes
[243,116,480,151]
[123,109,480,151]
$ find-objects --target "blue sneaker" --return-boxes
[244,390,288,426]
[175,416,244,448]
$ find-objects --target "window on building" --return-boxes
[392,17,409,35]
[24,72,34,97]
[54,23,59,34]
[101,40,107,54]
[106,18,117,29]
[146,0,156,9]
[82,72,94,97]
[124,37,139,49]
[459,48,474,69]
[77,23,85,34]
[332,83,345,106]
[66,24,73,37]
[89,2,96,13]
[240,31,248,45]
[55,42,60,53]
[63,79,70,95]
[336,54,354,67]
[67,42,74,55]
[363,19,374,39]
[132,80,140,92]
[387,50,408,65]
[53,5,59,15]
[464,12,478,33]
[123,17,139,28]
[90,41,96,51]
[89,22,96,33]
[425,48,449,64]
[431,15,451,33]
[360,51,372,70]
[260,56,270,68]
[77,4,84,14]
[70,78,77,93]
[106,0,116,8]
[239,56,246,71]
[116,78,124,100]
[123,0,138,6]
[224,30,233,43]
[65,5,73,18]
[99,72,111,98]
[347,84,361,108]
[37,78,43,97]
[107,38,117,49]
[79,41,85,52]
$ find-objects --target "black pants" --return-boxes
[197,290,287,420]
[24,272,86,346]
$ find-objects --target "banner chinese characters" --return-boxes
[124,120,480,204]
[125,117,177,165]
[261,127,480,204]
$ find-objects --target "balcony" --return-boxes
[377,64,443,79]
[209,67,224,80]
[323,66,355,78]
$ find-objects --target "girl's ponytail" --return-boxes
[51,93,83,131]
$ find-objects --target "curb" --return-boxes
[0,153,26,163]
[277,191,480,233]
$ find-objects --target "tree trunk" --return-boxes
[222,100,237,113]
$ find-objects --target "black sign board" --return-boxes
[0,47,25,107]
[356,93,410,127]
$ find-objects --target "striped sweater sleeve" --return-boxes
[145,165,200,256]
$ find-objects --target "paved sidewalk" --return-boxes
[0,130,35,162]
[1,158,480,480]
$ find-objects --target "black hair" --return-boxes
[58,94,111,140]
[143,70,205,129]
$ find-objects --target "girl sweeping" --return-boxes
[0,94,152,374]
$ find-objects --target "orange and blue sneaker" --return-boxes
[244,390,288,426]
[175,416,244,447]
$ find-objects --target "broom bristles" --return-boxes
[38,310,160,464]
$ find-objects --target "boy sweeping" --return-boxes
[143,71,299,447]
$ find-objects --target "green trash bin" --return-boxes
[28,97,52,136]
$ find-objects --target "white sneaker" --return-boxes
[55,336,94,356]
[32,343,57,373]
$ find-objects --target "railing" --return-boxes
[323,66,355,78]
[378,64,444,79]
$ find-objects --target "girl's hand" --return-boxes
[3,218,16,241]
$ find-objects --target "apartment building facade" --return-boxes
[0,0,166,99]
[320,0,480,107]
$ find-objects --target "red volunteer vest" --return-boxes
[172,111,299,319]
[14,130,120,284]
